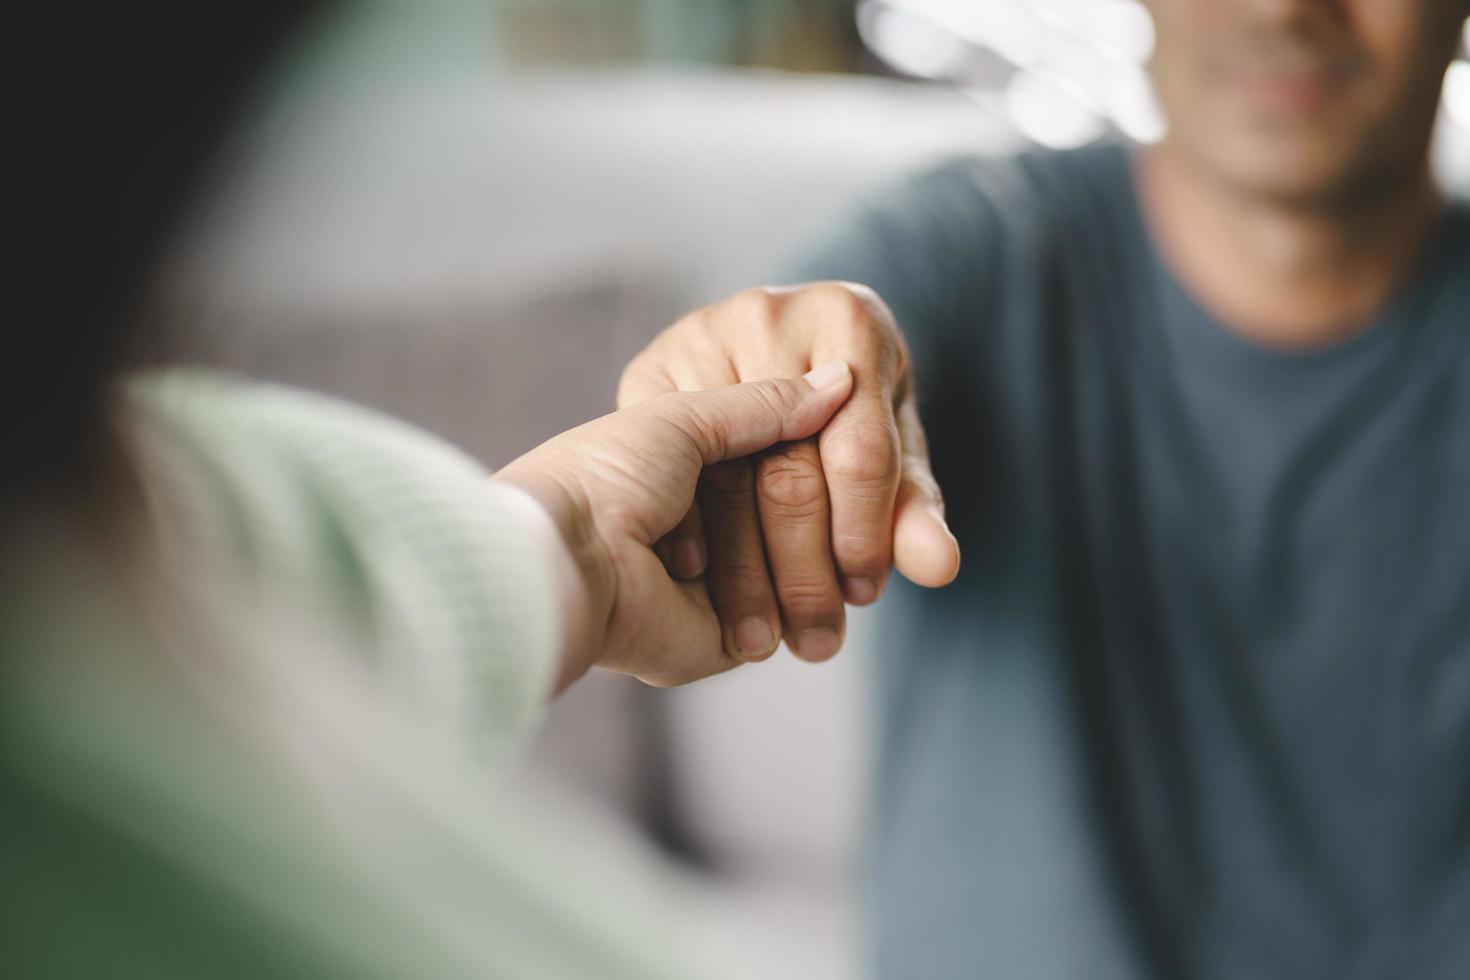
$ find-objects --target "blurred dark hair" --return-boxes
[7,3,322,520]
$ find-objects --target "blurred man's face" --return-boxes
[1146,0,1469,205]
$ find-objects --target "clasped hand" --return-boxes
[495,282,959,692]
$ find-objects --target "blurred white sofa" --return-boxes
[166,66,1019,979]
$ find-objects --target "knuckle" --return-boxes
[775,578,841,614]
[844,281,898,327]
[809,281,872,322]
[714,553,775,589]
[729,286,783,327]
[801,283,902,368]
[757,451,828,513]
[806,281,892,332]
[824,421,901,489]
[831,526,889,567]
[745,378,796,419]
[648,398,724,463]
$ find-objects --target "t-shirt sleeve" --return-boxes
[126,371,563,763]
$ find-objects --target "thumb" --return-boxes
[643,361,854,465]
[891,397,960,588]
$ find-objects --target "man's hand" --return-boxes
[495,363,856,690]
[617,282,960,665]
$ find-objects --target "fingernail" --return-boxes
[735,617,775,659]
[794,627,841,662]
[842,577,879,605]
[803,360,850,390]
[673,538,705,579]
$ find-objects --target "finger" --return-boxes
[774,284,907,605]
[892,396,961,587]
[755,438,845,662]
[820,406,899,606]
[698,461,782,661]
[660,506,707,580]
[638,361,854,469]
[600,547,740,686]
[624,352,727,580]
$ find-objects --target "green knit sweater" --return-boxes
[1,373,697,980]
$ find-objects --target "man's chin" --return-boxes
[1188,132,1381,209]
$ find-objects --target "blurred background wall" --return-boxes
[160,4,1470,977]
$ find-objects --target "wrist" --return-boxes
[491,465,616,695]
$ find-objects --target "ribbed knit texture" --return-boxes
[0,372,697,980]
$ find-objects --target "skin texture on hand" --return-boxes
[618,282,961,664]
[494,363,856,691]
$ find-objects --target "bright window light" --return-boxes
[1095,0,1155,65]
[1005,69,1107,148]
[1107,63,1166,143]
[857,0,974,80]
[857,0,1168,146]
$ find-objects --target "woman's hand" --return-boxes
[617,282,960,663]
[494,363,855,691]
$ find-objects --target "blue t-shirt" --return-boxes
[792,143,1470,980]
